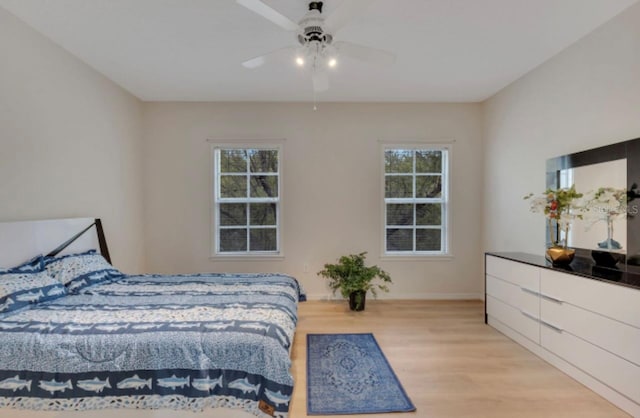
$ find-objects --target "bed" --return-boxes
[0,218,304,418]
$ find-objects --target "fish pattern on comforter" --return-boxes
[0,273,305,417]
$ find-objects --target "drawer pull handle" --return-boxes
[520,310,539,321]
[540,293,563,304]
[520,287,540,296]
[540,319,563,333]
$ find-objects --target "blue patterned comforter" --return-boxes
[0,273,305,417]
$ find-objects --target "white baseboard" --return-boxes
[304,292,483,301]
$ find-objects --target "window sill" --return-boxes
[209,255,285,262]
[379,254,454,262]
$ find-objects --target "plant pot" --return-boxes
[591,250,624,267]
[348,290,366,311]
[546,246,575,266]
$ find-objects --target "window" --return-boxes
[213,146,281,255]
[383,145,449,255]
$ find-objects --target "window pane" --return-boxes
[220,150,247,173]
[385,150,413,173]
[215,147,281,255]
[250,175,278,198]
[385,176,413,198]
[219,229,247,252]
[250,228,277,251]
[386,228,413,251]
[220,203,247,226]
[416,150,442,173]
[386,204,413,226]
[250,203,276,226]
[416,203,441,225]
[220,175,247,198]
[416,229,441,251]
[249,150,278,173]
[416,175,442,198]
[383,147,448,255]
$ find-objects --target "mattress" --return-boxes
[0,273,304,418]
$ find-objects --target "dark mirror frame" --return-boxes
[546,137,640,273]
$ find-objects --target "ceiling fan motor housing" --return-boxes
[297,1,332,46]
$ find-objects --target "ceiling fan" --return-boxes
[236,0,395,93]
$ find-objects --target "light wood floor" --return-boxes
[288,300,630,418]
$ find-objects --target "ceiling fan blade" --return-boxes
[236,0,299,31]
[242,56,267,69]
[242,46,296,69]
[324,0,373,33]
[312,71,329,92]
[334,41,396,66]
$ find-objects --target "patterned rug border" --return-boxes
[306,333,416,415]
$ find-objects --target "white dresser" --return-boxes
[485,253,640,417]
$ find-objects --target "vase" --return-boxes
[591,250,623,267]
[348,290,366,311]
[546,246,575,266]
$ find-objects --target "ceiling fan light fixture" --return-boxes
[295,56,305,66]
[327,57,337,68]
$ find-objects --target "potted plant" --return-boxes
[317,252,392,311]
[582,187,627,250]
[524,184,583,264]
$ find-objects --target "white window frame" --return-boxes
[381,142,451,257]
[210,143,283,258]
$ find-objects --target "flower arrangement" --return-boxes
[582,187,627,249]
[584,187,627,218]
[524,184,583,248]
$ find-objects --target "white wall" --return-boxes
[0,7,145,273]
[142,102,483,299]
[482,2,640,255]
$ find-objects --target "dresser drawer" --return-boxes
[486,275,539,318]
[486,255,540,290]
[540,269,640,329]
[541,298,640,366]
[487,295,539,344]
[541,324,640,403]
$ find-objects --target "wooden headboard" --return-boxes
[0,217,110,268]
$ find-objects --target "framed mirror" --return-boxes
[546,137,640,273]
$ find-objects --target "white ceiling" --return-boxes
[1,0,637,102]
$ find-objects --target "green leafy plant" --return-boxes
[317,252,392,310]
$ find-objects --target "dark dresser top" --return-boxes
[486,251,640,291]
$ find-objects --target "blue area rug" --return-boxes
[307,333,416,415]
